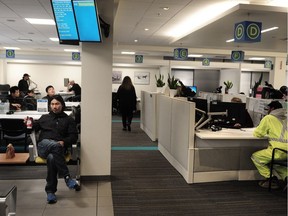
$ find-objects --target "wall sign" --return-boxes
[234,21,262,43]
[202,58,210,66]
[6,50,15,58]
[231,51,245,62]
[264,60,272,69]
[174,48,188,60]
[135,55,143,63]
[72,52,81,60]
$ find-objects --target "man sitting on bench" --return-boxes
[26,95,79,204]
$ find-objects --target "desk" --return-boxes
[193,128,268,183]
[0,111,72,120]
[0,185,17,216]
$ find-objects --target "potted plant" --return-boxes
[167,74,179,97]
[224,81,233,94]
[155,73,165,93]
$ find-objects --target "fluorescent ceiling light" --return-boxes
[226,26,279,42]
[25,18,55,25]
[188,54,203,57]
[4,47,20,50]
[64,49,79,52]
[121,51,135,55]
[166,1,240,40]
[50,38,59,42]
[17,39,32,42]
[249,57,265,60]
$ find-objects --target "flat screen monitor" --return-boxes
[187,86,197,94]
[210,101,248,128]
[72,0,102,42]
[51,0,79,45]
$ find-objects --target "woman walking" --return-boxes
[117,76,137,131]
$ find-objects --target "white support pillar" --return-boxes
[270,57,287,89]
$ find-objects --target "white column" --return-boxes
[80,0,113,177]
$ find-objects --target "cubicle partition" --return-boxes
[157,95,195,183]
[155,94,268,184]
[140,91,159,141]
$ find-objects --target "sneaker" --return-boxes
[66,177,80,190]
[47,193,57,204]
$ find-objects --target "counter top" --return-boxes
[196,128,267,140]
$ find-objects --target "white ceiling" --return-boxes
[0,0,287,60]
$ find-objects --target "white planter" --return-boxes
[156,87,163,93]
[169,89,177,98]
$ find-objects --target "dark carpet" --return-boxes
[111,115,287,216]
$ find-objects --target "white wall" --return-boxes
[112,67,159,97]
[4,61,81,96]
[220,68,241,94]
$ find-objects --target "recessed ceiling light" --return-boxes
[4,47,20,50]
[134,39,138,43]
[188,54,203,57]
[162,7,169,11]
[25,18,55,25]
[144,28,149,31]
[249,57,266,61]
[49,38,59,42]
[64,49,79,52]
[17,39,32,42]
[121,51,135,55]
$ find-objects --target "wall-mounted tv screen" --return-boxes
[72,0,102,42]
[51,0,79,45]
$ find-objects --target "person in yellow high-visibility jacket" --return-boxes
[251,100,287,189]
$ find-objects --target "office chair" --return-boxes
[0,119,29,152]
[269,147,288,191]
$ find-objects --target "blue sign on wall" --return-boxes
[6,50,15,58]
[231,51,245,62]
[174,48,188,60]
[72,52,81,61]
[234,21,262,43]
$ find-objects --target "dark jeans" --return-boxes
[121,109,133,128]
[38,139,70,193]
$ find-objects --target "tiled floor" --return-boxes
[0,179,114,216]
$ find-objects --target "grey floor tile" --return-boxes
[43,207,97,216]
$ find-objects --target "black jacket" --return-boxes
[117,86,137,112]
[18,79,29,94]
[33,111,78,147]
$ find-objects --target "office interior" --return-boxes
[0,0,287,215]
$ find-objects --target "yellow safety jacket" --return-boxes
[253,108,287,150]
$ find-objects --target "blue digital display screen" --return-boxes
[51,0,79,42]
[72,0,102,42]
[188,86,197,93]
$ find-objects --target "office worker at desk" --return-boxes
[28,95,79,204]
[67,80,81,102]
[18,73,30,96]
[251,101,287,189]
[42,85,56,107]
[230,97,253,128]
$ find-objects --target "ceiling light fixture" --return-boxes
[4,47,20,50]
[144,28,149,31]
[49,38,59,42]
[134,39,138,43]
[25,18,55,25]
[64,49,79,52]
[162,7,169,10]
[248,57,265,60]
[226,26,279,42]
[121,51,135,55]
[167,1,240,41]
[188,54,203,57]
[17,39,32,42]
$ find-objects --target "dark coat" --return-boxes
[33,111,78,147]
[18,79,29,94]
[117,85,137,113]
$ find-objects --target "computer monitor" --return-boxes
[210,101,247,128]
[187,86,197,94]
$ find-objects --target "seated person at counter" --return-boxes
[230,97,253,128]
[251,101,287,189]
[42,85,56,106]
[24,90,37,110]
[67,80,81,102]
[7,86,25,111]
